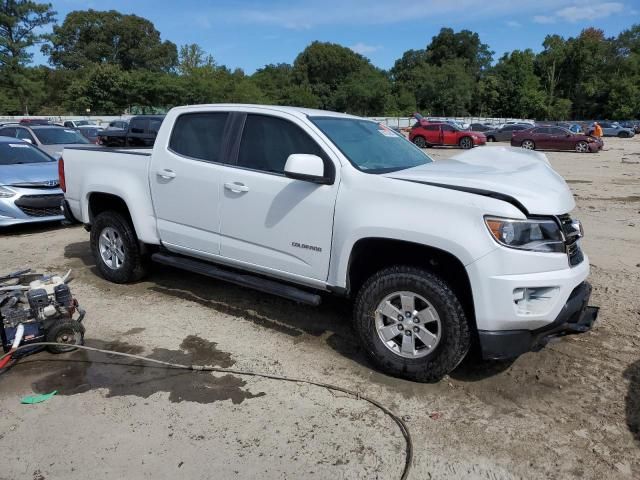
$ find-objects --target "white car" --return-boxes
[60,104,597,382]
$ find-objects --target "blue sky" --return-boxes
[33,0,639,73]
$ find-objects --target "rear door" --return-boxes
[149,111,233,256]
[423,124,440,144]
[218,113,339,282]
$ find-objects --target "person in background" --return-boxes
[593,121,603,138]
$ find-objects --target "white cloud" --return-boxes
[506,20,522,27]
[534,1,624,24]
[533,15,556,24]
[349,42,382,54]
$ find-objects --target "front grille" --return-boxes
[14,194,64,218]
[558,214,584,267]
[18,206,62,217]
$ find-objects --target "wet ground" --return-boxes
[1,137,639,479]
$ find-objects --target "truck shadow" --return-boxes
[63,240,513,384]
[624,360,640,444]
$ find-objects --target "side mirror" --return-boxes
[23,138,33,144]
[284,154,331,184]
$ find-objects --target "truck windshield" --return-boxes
[0,143,54,165]
[33,128,90,145]
[311,117,432,173]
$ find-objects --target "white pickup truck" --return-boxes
[60,104,598,382]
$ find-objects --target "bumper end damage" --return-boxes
[478,282,598,360]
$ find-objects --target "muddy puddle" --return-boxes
[1,335,265,405]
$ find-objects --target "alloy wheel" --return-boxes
[98,226,125,270]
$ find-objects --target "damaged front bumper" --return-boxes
[478,281,598,360]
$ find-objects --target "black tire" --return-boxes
[486,136,495,142]
[618,131,630,138]
[459,136,473,149]
[90,211,148,283]
[521,139,536,150]
[46,319,85,353]
[412,136,427,148]
[353,266,470,383]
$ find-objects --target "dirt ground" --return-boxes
[1,137,639,480]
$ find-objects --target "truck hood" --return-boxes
[0,162,59,187]
[385,146,575,215]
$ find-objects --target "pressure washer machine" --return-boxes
[0,269,85,360]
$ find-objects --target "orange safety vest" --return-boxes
[594,124,603,137]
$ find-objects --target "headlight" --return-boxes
[0,186,16,198]
[485,216,565,253]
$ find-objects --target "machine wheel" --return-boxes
[576,141,589,153]
[412,136,427,148]
[91,211,148,283]
[459,136,473,149]
[521,139,536,150]
[46,320,85,353]
[353,266,470,383]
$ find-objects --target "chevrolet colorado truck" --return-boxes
[59,104,598,382]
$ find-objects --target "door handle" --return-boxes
[224,182,249,193]
[157,169,176,179]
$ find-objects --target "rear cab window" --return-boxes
[169,112,229,163]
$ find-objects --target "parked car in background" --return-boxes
[589,122,635,138]
[77,125,104,144]
[106,119,129,130]
[409,122,486,149]
[619,121,640,134]
[511,126,601,153]
[19,118,51,126]
[63,119,97,129]
[98,115,164,147]
[484,124,532,142]
[469,123,493,132]
[0,136,63,226]
[0,124,93,159]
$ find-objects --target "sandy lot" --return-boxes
[0,137,639,480]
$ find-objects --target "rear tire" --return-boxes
[486,136,495,142]
[521,139,535,150]
[90,211,148,283]
[353,266,470,383]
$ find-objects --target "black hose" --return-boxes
[1,342,413,480]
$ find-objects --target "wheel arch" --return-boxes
[344,237,476,330]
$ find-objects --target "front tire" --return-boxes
[459,136,473,149]
[353,266,470,383]
[486,136,495,142]
[576,141,589,153]
[90,211,148,283]
[412,136,427,148]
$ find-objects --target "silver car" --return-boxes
[0,124,94,158]
[0,137,64,227]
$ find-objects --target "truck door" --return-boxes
[149,111,232,256]
[218,113,338,282]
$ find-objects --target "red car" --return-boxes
[511,126,602,153]
[409,122,486,149]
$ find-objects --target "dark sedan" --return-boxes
[511,126,601,153]
[484,124,532,142]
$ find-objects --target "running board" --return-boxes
[151,252,322,306]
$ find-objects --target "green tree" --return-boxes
[65,63,130,114]
[178,43,214,74]
[0,0,56,113]
[44,9,177,71]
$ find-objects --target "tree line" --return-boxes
[1,1,639,119]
